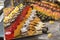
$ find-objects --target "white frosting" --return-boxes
[5,31,11,35]
[21,27,27,32]
[21,10,36,33]
[35,22,45,30]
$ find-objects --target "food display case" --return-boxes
[3,0,60,40]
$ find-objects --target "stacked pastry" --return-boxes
[31,1,60,20]
[4,4,31,39]
[4,4,24,27]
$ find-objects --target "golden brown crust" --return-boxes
[3,6,14,16]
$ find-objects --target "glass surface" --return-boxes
[0,0,4,37]
[0,22,4,37]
